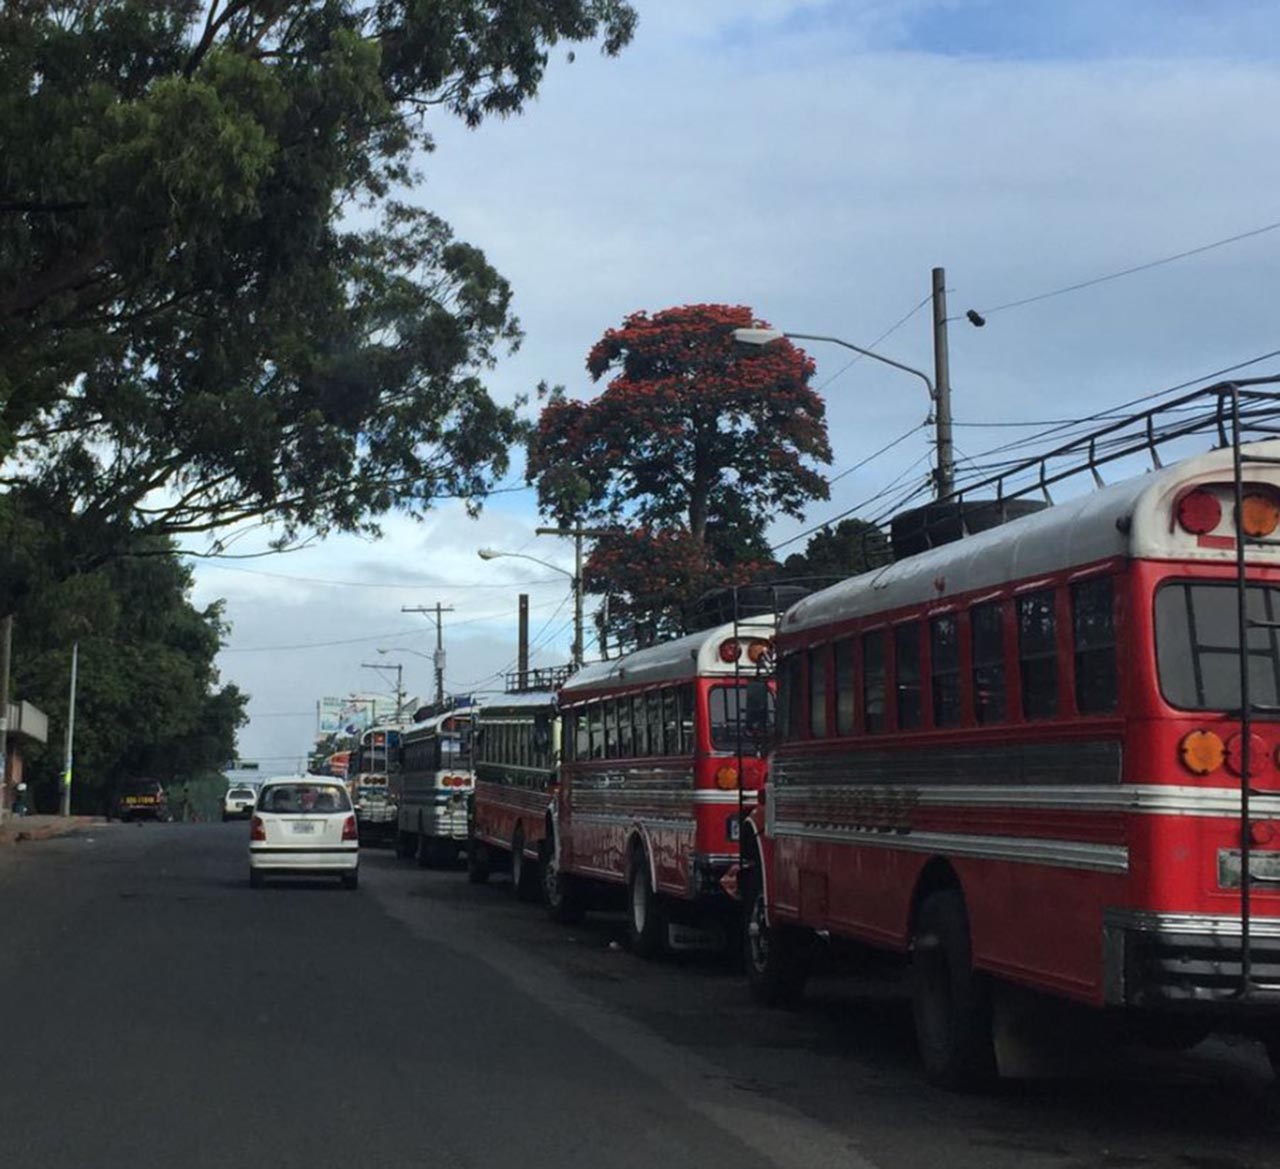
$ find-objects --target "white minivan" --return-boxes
[248,776,359,889]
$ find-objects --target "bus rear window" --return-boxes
[1156,582,1280,711]
[708,685,775,752]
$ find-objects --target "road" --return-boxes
[1,824,1278,1169]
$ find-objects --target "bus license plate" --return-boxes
[1218,850,1280,888]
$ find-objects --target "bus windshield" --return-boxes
[1155,581,1280,712]
[440,734,470,769]
[707,684,775,753]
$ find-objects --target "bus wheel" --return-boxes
[415,832,436,869]
[911,890,997,1090]
[542,838,585,925]
[394,830,414,861]
[467,840,491,885]
[627,845,665,959]
[742,854,810,1006]
[512,827,540,902]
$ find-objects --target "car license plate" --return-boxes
[292,820,319,835]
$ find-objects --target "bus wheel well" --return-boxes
[909,859,963,939]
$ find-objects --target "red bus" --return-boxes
[468,689,559,898]
[745,433,1280,1086]
[545,617,775,954]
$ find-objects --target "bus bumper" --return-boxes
[421,799,469,842]
[1104,909,1280,1010]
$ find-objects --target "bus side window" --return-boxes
[834,638,855,736]
[1072,576,1117,714]
[895,623,923,730]
[678,684,696,754]
[1019,589,1059,719]
[781,652,804,740]
[930,614,962,727]
[662,688,680,756]
[862,632,885,733]
[603,699,618,759]
[971,602,1007,724]
[588,702,604,759]
[618,696,635,758]
[646,690,664,756]
[809,645,828,737]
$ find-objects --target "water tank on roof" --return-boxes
[890,499,1047,560]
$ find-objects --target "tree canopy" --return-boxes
[0,1,637,567]
[8,495,246,812]
[528,304,831,644]
[775,517,892,585]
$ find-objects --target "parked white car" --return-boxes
[222,784,258,821]
[248,776,359,889]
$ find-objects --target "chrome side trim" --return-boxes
[1104,907,1280,939]
[569,812,695,831]
[692,790,759,806]
[773,783,1280,819]
[769,820,1129,873]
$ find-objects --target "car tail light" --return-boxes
[1176,489,1222,535]
[718,639,741,663]
[250,815,266,841]
[1179,730,1225,776]
[342,815,358,841]
[1240,491,1280,539]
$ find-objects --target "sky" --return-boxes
[190,0,1280,773]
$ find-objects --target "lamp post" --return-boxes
[733,273,955,499]
[478,547,582,669]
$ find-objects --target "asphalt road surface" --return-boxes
[1,824,1278,1169]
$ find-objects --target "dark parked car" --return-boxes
[110,778,171,822]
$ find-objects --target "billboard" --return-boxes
[317,694,387,736]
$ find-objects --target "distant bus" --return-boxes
[468,690,559,897]
[393,708,475,867]
[546,617,776,955]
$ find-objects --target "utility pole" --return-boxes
[402,603,454,708]
[534,527,619,670]
[931,266,956,500]
[360,661,403,722]
[0,615,10,817]
[61,640,78,817]
[517,593,529,691]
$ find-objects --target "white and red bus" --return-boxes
[468,689,559,898]
[392,707,476,867]
[545,618,775,954]
[745,436,1280,1086]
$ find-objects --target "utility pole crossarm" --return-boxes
[402,603,454,708]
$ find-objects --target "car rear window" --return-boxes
[228,788,255,799]
[259,784,351,814]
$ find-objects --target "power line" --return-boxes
[828,423,927,487]
[812,293,933,393]
[195,562,565,590]
[967,219,1280,319]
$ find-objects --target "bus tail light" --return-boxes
[1240,491,1280,538]
[746,639,772,665]
[1226,731,1265,778]
[715,765,739,790]
[718,639,742,663]
[1176,489,1222,535]
[1179,730,1225,776]
[1251,820,1277,847]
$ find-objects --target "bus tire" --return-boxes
[1259,1029,1280,1081]
[742,848,811,1007]
[394,830,414,860]
[467,840,491,884]
[512,826,540,902]
[627,844,665,959]
[542,837,585,925]
[911,889,997,1090]
[415,831,435,868]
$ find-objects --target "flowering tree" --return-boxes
[528,304,831,645]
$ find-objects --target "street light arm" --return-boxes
[477,548,573,579]
[779,332,937,402]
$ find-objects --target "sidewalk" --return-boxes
[0,814,110,846]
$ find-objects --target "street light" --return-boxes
[733,316,954,499]
[477,547,582,669]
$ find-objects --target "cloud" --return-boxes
[196,4,1280,767]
